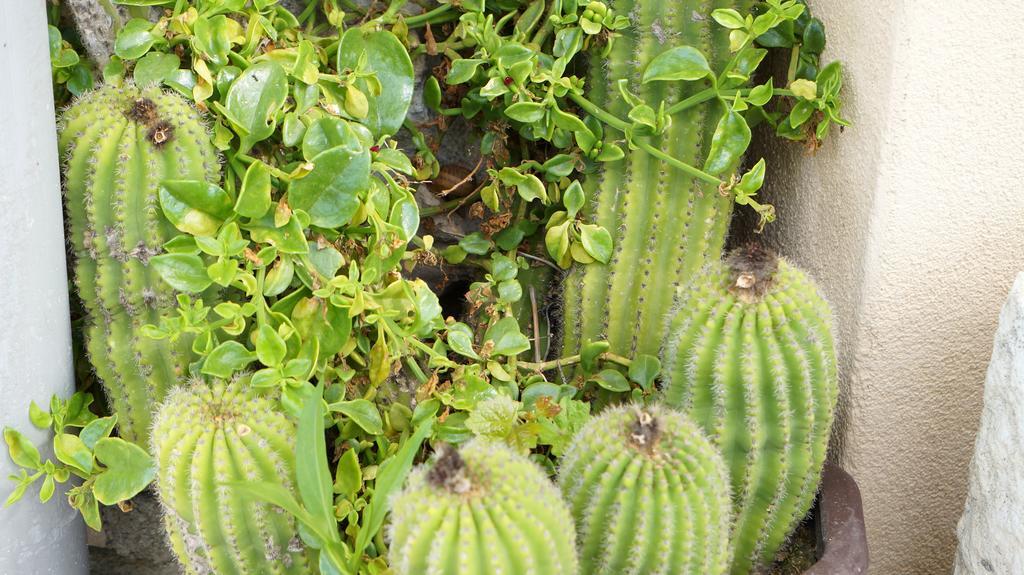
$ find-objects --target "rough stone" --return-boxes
[88,489,179,575]
[954,272,1024,574]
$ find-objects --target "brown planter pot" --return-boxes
[803,463,869,574]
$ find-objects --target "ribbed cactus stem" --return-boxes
[389,438,578,575]
[562,0,756,360]
[152,378,313,575]
[558,404,732,575]
[661,243,839,573]
[59,84,219,446]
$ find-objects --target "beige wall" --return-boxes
[753,1,1024,573]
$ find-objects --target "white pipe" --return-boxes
[0,0,89,572]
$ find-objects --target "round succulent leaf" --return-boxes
[92,438,156,505]
[224,60,289,152]
[337,29,414,137]
[289,145,370,229]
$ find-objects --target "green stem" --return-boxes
[568,92,628,131]
[787,45,801,84]
[517,351,633,372]
[298,0,321,26]
[637,140,722,185]
[419,185,483,217]
[381,0,410,19]
[403,356,428,385]
[664,87,718,116]
[403,3,455,27]
[569,93,723,186]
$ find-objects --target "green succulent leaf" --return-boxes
[704,109,752,175]
[578,224,612,263]
[114,19,159,60]
[329,400,384,435]
[484,317,531,357]
[92,438,156,505]
[593,369,630,392]
[627,354,661,391]
[447,322,480,360]
[202,341,257,378]
[159,180,233,237]
[224,61,289,153]
[337,29,414,137]
[234,160,273,218]
[4,428,41,470]
[151,254,213,293]
[53,433,94,475]
[642,46,712,83]
[289,146,370,229]
[133,52,180,87]
[79,417,117,450]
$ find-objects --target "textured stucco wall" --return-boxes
[753,2,1024,573]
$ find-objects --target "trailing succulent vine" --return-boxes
[5,0,848,573]
[661,243,839,573]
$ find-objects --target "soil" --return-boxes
[765,518,819,574]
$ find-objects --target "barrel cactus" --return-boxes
[151,378,313,574]
[558,404,732,575]
[661,243,839,573]
[561,0,756,360]
[388,438,578,575]
[59,84,219,445]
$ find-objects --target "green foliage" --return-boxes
[23,0,849,572]
[151,377,314,574]
[389,438,578,575]
[59,84,220,446]
[4,392,153,530]
[661,243,839,573]
[559,404,733,574]
[47,25,93,98]
[560,0,846,364]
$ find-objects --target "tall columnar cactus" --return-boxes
[661,243,839,573]
[561,0,756,360]
[59,84,219,445]
[558,404,733,575]
[388,438,578,575]
[151,378,313,575]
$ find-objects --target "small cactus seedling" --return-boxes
[661,243,839,573]
[559,404,732,575]
[151,378,313,575]
[561,0,756,361]
[388,438,578,575]
[59,84,220,446]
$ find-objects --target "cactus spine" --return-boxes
[558,404,732,575]
[561,0,756,360]
[152,378,313,574]
[661,243,839,573]
[389,438,578,575]
[59,84,219,446]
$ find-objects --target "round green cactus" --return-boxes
[59,84,219,446]
[558,404,732,575]
[388,438,578,575]
[151,378,313,575]
[661,243,839,573]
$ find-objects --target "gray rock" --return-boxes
[88,489,180,575]
[955,272,1024,574]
